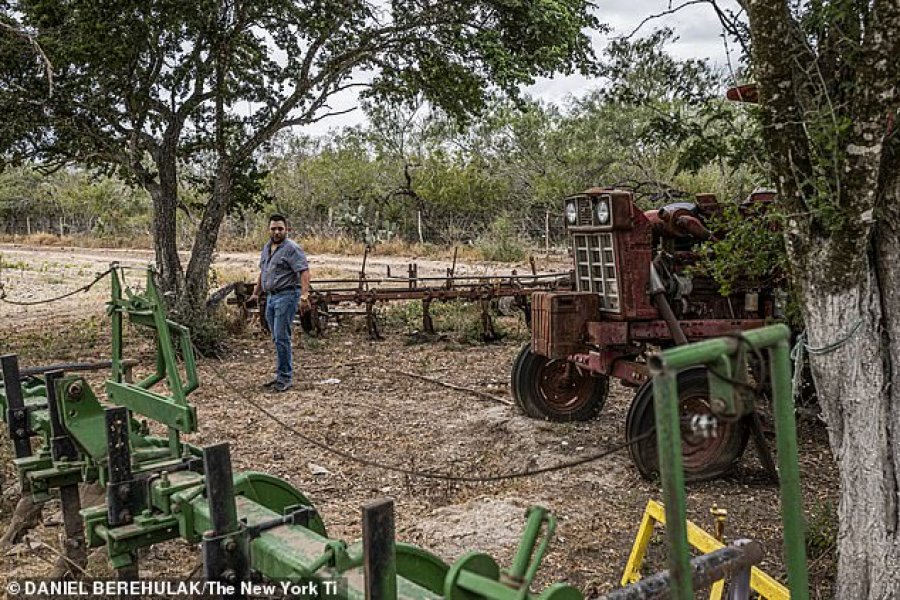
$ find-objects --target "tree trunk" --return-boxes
[545,208,550,257]
[148,159,183,299]
[417,210,424,244]
[795,243,900,598]
[743,0,900,593]
[183,161,234,320]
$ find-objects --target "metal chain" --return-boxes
[199,350,654,482]
[790,318,863,401]
[0,267,114,306]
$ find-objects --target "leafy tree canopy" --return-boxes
[0,0,604,309]
[0,0,603,174]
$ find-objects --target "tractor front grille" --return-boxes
[573,233,619,311]
[576,196,594,226]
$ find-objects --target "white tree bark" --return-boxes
[743,0,900,593]
[796,243,900,598]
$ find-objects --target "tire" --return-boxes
[509,343,530,406]
[300,309,315,334]
[258,296,270,334]
[511,343,608,421]
[626,366,751,482]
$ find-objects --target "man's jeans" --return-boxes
[265,289,300,384]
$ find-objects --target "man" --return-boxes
[249,214,310,392]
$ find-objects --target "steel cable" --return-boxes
[790,319,862,402]
[0,267,113,306]
[199,349,655,482]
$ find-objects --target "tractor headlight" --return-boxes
[595,198,610,224]
[565,201,577,225]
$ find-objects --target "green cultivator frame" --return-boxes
[0,265,809,599]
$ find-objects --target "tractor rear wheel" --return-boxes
[626,366,750,481]
[511,343,608,421]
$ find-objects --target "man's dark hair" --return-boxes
[268,213,288,226]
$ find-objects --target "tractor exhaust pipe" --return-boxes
[649,263,688,346]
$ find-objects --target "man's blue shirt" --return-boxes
[259,238,308,293]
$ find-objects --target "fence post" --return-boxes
[417,210,424,244]
[545,208,550,257]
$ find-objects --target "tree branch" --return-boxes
[0,21,54,96]
[626,0,712,39]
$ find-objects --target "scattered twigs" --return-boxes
[303,361,365,370]
[391,369,513,406]
[23,536,91,578]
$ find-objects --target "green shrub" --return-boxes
[806,500,837,560]
[476,215,527,262]
[383,299,512,344]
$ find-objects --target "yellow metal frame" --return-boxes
[621,500,789,600]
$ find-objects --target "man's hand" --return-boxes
[299,293,311,313]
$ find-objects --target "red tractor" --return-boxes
[510,188,779,480]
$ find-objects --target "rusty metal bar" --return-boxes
[308,286,551,303]
[201,443,247,597]
[105,407,135,528]
[597,539,765,600]
[362,499,397,600]
[359,246,370,292]
[726,541,754,600]
[651,292,688,346]
[311,272,568,285]
[1,354,31,458]
[422,298,435,334]
[365,302,382,340]
[59,484,88,577]
[105,406,140,578]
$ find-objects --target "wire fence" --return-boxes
[0,257,153,366]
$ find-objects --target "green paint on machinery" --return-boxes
[0,265,809,599]
[647,325,810,600]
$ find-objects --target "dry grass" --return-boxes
[1,232,551,264]
[0,232,155,249]
[211,265,257,285]
[296,236,532,262]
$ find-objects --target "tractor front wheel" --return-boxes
[625,366,750,481]
[511,343,608,421]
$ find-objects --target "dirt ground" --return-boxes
[0,244,839,597]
